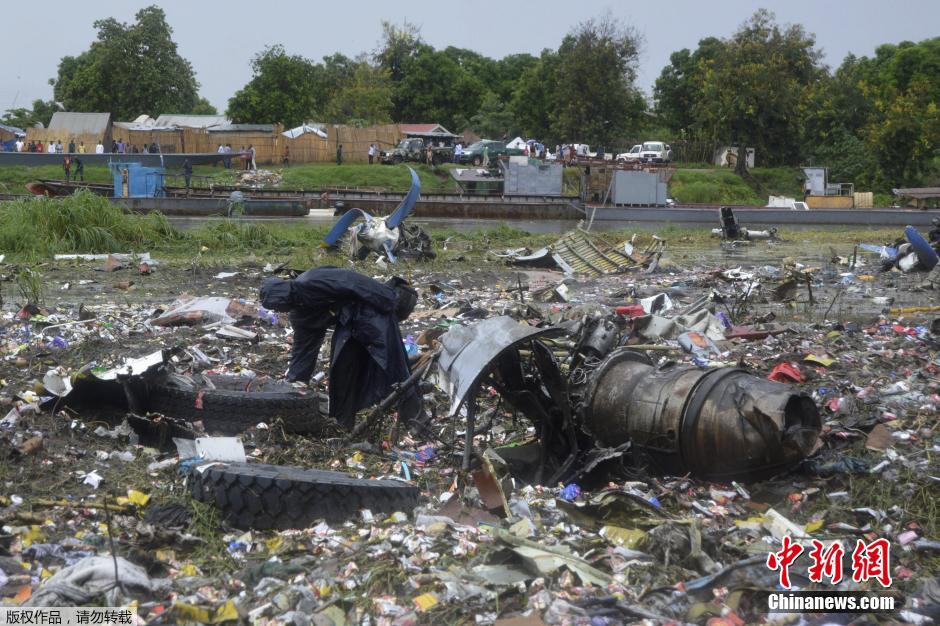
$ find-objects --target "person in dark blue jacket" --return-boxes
[260,267,421,431]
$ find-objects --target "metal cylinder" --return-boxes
[583,350,821,481]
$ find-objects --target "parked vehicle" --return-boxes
[381,138,453,165]
[639,141,672,163]
[458,140,525,165]
[616,144,642,162]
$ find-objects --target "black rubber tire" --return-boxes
[189,462,419,529]
[147,375,325,436]
[472,156,482,166]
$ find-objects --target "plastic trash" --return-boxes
[768,362,804,383]
[560,484,582,501]
[678,330,721,358]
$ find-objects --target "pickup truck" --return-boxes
[457,140,525,165]
[616,144,642,162]
[639,141,672,163]
[381,138,453,165]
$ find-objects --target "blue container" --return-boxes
[109,162,166,198]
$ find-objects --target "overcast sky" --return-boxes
[2,0,937,118]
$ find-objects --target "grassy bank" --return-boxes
[1,161,892,207]
[669,169,763,204]
[0,162,459,195]
[0,192,905,267]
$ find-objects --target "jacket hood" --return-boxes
[260,278,293,312]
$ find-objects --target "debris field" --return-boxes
[0,229,938,625]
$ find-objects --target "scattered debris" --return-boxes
[497,228,665,276]
[1,230,937,624]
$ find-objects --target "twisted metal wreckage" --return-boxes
[323,167,434,262]
[436,315,821,486]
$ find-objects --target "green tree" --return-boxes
[52,6,203,119]
[854,38,940,186]
[190,97,218,115]
[694,10,822,171]
[491,54,538,104]
[653,37,723,135]
[865,77,940,186]
[469,92,518,139]
[1,99,61,129]
[510,50,559,141]
[325,57,393,125]
[393,46,484,130]
[550,15,645,147]
[375,20,422,83]
[227,45,326,127]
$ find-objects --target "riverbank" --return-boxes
[1,161,896,206]
[0,191,908,266]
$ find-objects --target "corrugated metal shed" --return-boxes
[0,123,26,137]
[154,114,230,129]
[208,124,276,133]
[47,112,112,135]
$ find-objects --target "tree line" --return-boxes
[2,6,937,190]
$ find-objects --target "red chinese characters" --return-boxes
[766,536,804,589]
[851,538,893,588]
[807,539,845,584]
[767,536,893,589]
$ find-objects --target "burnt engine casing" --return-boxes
[581,349,821,481]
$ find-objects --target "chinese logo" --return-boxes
[767,537,892,589]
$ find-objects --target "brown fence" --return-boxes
[24,128,111,151]
[107,123,404,165]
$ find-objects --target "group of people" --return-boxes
[556,144,585,164]
[216,144,256,170]
[61,156,84,182]
[11,138,161,155]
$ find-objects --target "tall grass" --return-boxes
[194,220,287,251]
[0,190,183,257]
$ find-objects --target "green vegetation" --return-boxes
[276,163,456,192]
[0,163,459,195]
[669,169,761,204]
[0,191,903,268]
[0,191,183,258]
[0,165,113,191]
[655,12,939,190]
[747,167,806,199]
[52,6,211,119]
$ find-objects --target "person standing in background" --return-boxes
[96,141,105,154]
[368,143,375,164]
[182,158,193,191]
[336,144,343,165]
[78,141,86,154]
[68,139,75,153]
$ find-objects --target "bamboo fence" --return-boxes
[24,123,403,164]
